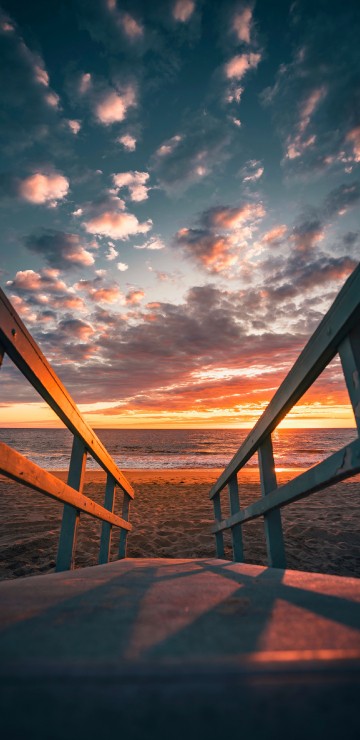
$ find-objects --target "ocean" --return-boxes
[0,427,357,471]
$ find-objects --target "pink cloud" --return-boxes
[207,203,265,230]
[95,85,136,125]
[346,126,360,162]
[126,289,145,305]
[225,52,261,80]
[18,172,69,205]
[232,6,253,44]
[68,119,81,135]
[6,268,68,293]
[121,12,143,39]
[84,211,152,239]
[173,0,195,23]
[261,225,287,246]
[113,171,150,201]
[117,133,137,151]
[285,86,327,160]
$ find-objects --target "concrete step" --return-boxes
[1,558,360,739]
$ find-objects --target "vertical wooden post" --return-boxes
[339,327,360,432]
[0,343,4,368]
[228,474,243,561]
[99,474,116,564]
[118,493,131,559]
[56,436,87,572]
[258,435,286,568]
[213,493,225,558]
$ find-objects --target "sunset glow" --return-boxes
[0,2,359,429]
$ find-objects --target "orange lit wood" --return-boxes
[210,264,360,500]
[0,442,132,531]
[0,287,134,499]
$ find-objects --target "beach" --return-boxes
[0,468,359,581]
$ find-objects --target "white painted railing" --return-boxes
[209,264,360,567]
[0,287,134,571]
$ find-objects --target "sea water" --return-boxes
[0,427,357,471]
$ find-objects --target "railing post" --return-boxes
[258,435,286,568]
[56,435,87,572]
[99,473,116,564]
[228,474,243,561]
[118,493,131,559]
[213,493,225,558]
[339,327,360,432]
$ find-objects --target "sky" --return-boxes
[0,0,359,429]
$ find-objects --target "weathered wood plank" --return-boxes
[258,436,286,568]
[56,436,87,572]
[0,287,134,499]
[228,475,243,561]
[118,493,131,559]
[0,442,132,531]
[213,493,225,558]
[210,264,360,499]
[99,474,116,565]
[212,437,360,534]
[339,327,360,431]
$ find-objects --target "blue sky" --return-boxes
[0,0,359,427]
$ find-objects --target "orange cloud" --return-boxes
[18,172,69,205]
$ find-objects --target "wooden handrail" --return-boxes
[209,263,360,500]
[0,287,133,499]
[209,263,360,568]
[0,443,132,530]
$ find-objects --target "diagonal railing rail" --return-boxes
[0,286,134,572]
[209,263,360,567]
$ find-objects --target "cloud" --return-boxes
[117,133,137,151]
[105,244,119,260]
[285,86,327,160]
[240,159,264,182]
[68,119,81,135]
[151,115,232,193]
[290,217,324,253]
[323,181,360,218]
[262,4,360,175]
[6,268,69,294]
[174,202,265,273]
[202,203,265,230]
[173,1,195,23]
[113,171,150,201]
[94,85,137,125]
[84,211,152,239]
[134,236,166,250]
[117,262,129,271]
[80,191,152,239]
[0,9,69,155]
[58,318,94,341]
[260,225,287,247]
[224,52,261,80]
[18,172,69,206]
[346,127,360,163]
[75,276,123,304]
[25,230,95,269]
[231,6,253,44]
[125,289,145,305]
[119,12,144,40]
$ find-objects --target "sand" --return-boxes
[0,468,359,580]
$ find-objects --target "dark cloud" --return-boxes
[0,9,72,157]
[173,201,265,272]
[323,181,360,218]
[150,114,232,194]
[25,230,95,270]
[263,3,360,176]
